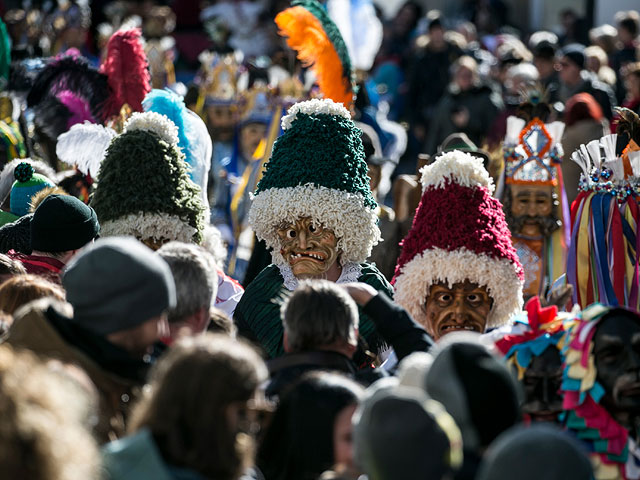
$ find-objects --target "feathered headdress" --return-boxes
[499,87,569,297]
[275,0,354,109]
[99,28,151,122]
[56,123,117,179]
[493,296,566,380]
[142,89,212,210]
[26,55,109,139]
[567,107,640,310]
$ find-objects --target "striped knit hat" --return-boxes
[393,150,524,329]
[248,98,380,266]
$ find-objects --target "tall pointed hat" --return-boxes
[248,98,380,265]
[393,150,524,328]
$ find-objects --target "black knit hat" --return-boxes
[31,194,100,252]
[0,213,32,254]
[424,341,522,450]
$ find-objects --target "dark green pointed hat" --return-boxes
[91,112,205,245]
[249,98,380,265]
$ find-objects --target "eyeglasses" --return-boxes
[235,396,276,435]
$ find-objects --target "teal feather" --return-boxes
[0,19,11,89]
[142,89,189,154]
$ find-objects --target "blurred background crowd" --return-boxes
[0,0,637,285]
[0,1,636,480]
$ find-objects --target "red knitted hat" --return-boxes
[393,150,524,328]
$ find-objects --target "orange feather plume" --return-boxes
[276,6,353,109]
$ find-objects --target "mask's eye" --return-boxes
[309,224,317,233]
[437,293,452,303]
[287,230,297,239]
[467,294,479,302]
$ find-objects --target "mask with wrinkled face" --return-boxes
[277,217,340,278]
[423,281,493,340]
[594,310,640,426]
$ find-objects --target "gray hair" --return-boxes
[157,242,216,323]
[280,280,359,353]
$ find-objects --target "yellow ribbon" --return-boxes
[577,194,594,306]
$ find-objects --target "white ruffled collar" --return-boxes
[278,262,362,291]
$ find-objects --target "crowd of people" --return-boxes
[0,0,639,479]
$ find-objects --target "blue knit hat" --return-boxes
[10,162,55,217]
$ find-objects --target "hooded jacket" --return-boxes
[6,298,150,442]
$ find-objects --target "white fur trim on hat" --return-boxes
[394,247,523,330]
[248,184,381,265]
[124,112,180,145]
[421,150,495,194]
[100,212,197,243]
[281,98,351,131]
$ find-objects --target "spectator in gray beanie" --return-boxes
[6,236,176,442]
[353,380,463,480]
[398,336,522,480]
[476,424,593,480]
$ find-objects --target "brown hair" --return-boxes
[0,345,99,480]
[128,334,268,480]
[208,306,235,336]
[0,274,65,315]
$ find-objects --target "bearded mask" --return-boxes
[422,281,493,340]
[503,184,560,238]
[277,217,340,278]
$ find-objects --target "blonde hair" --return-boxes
[0,274,66,315]
[29,186,69,213]
[0,345,100,479]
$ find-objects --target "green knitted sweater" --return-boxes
[234,263,393,359]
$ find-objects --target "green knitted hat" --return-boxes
[90,112,205,244]
[249,98,380,265]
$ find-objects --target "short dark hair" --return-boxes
[281,280,358,352]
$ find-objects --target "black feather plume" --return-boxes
[26,55,109,124]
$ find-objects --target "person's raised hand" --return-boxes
[339,282,379,306]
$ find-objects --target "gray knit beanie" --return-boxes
[62,236,176,335]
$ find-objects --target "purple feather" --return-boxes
[56,90,95,129]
